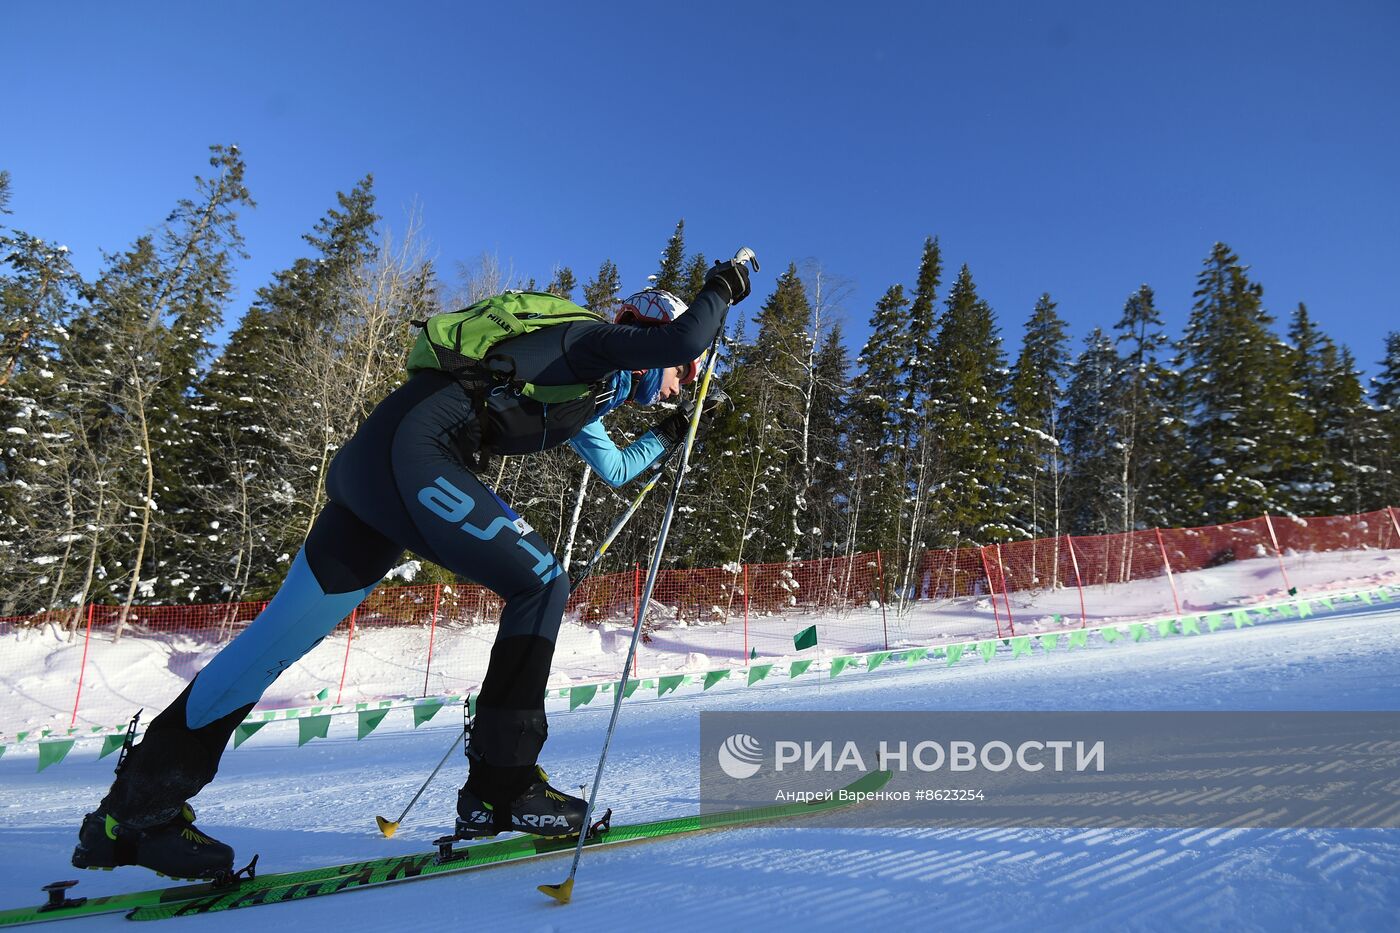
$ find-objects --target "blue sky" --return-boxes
[5,1,1398,379]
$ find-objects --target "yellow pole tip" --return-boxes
[538,879,574,904]
[375,816,399,838]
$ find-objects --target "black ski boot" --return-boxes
[455,765,589,840]
[72,803,234,880]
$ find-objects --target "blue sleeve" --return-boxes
[568,419,669,488]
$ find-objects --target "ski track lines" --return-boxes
[3,608,1400,931]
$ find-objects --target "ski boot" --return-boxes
[72,802,235,881]
[455,765,589,840]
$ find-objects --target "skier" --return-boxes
[72,257,752,880]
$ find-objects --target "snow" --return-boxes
[1,597,1398,930]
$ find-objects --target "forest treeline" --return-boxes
[2,147,1397,619]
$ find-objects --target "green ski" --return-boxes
[0,771,890,926]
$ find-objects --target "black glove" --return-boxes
[653,386,732,446]
[703,259,751,305]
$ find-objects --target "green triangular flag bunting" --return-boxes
[905,647,929,664]
[1101,626,1121,643]
[16,732,28,743]
[233,721,268,748]
[1360,590,1374,605]
[793,625,818,651]
[1039,633,1060,651]
[658,675,685,697]
[1318,597,1334,612]
[1130,623,1148,642]
[789,660,814,678]
[1068,630,1088,649]
[748,664,773,686]
[37,739,75,772]
[1206,613,1223,632]
[830,657,852,678]
[413,700,445,728]
[1156,619,1175,638]
[1052,614,1063,625]
[749,647,757,659]
[867,651,893,672]
[569,684,598,710]
[1275,602,1295,618]
[315,688,329,701]
[977,640,996,662]
[622,679,642,699]
[298,715,330,746]
[357,708,389,740]
[1182,616,1201,635]
[0,746,5,760]
[1297,600,1312,618]
[1231,609,1251,628]
[1010,636,1031,659]
[703,670,730,691]
[946,644,964,665]
[261,710,277,721]
[99,733,127,759]
[930,646,947,658]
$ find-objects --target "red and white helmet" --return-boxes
[613,288,701,384]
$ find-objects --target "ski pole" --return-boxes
[540,247,758,904]
[375,724,467,838]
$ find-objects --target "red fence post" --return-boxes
[336,608,358,706]
[995,544,1015,636]
[1155,528,1182,616]
[1064,536,1088,628]
[1262,513,1298,596]
[979,547,1003,637]
[875,550,890,650]
[422,583,442,697]
[742,563,750,664]
[69,603,95,728]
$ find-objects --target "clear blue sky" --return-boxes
[5,1,1398,379]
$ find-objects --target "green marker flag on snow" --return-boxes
[1231,609,1251,628]
[1040,633,1060,651]
[1318,597,1334,612]
[37,739,75,772]
[946,644,965,666]
[1008,637,1030,658]
[867,651,893,672]
[16,732,28,743]
[315,688,329,701]
[789,660,814,678]
[1068,630,1088,649]
[830,657,852,678]
[905,647,929,664]
[1156,619,1175,638]
[658,675,685,697]
[1359,591,1373,606]
[233,721,268,749]
[622,679,644,699]
[413,700,445,727]
[260,710,278,722]
[1101,627,1121,644]
[793,625,818,651]
[1206,613,1223,632]
[977,641,996,662]
[298,715,331,746]
[1130,623,1148,643]
[1297,600,1312,619]
[99,733,127,759]
[750,647,758,659]
[569,684,598,711]
[748,664,774,686]
[357,708,389,740]
[703,670,730,691]
[1182,616,1202,635]
[0,746,5,760]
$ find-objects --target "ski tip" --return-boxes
[375,816,399,838]
[538,878,574,904]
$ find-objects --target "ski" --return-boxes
[130,769,889,920]
[0,770,889,926]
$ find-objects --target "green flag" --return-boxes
[413,700,445,727]
[1181,616,1202,635]
[1206,613,1223,632]
[622,679,643,699]
[298,715,331,746]
[1231,609,1251,628]
[977,640,996,662]
[749,647,757,659]
[1068,630,1088,649]
[905,647,929,664]
[569,684,598,711]
[793,625,818,651]
[357,708,390,740]
[658,675,685,697]
[1130,623,1148,643]
[1010,637,1032,659]
[703,670,730,691]
[748,664,774,686]
[315,688,329,701]
[37,739,75,772]
[830,657,853,678]
[1156,619,1175,638]
[99,733,126,759]
[946,644,965,666]
[866,651,893,672]
[1297,600,1312,619]
[1101,627,1121,644]
[788,660,814,679]
[233,721,268,749]
[1039,633,1060,651]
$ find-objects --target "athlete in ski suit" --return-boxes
[74,259,751,879]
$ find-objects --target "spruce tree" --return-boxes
[582,259,620,312]
[848,284,910,559]
[653,219,686,294]
[1369,333,1400,510]
[545,265,577,300]
[1005,293,1070,542]
[681,252,708,304]
[1061,329,1122,534]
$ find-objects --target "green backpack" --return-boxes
[407,291,605,402]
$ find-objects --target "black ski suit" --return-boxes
[102,283,728,824]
